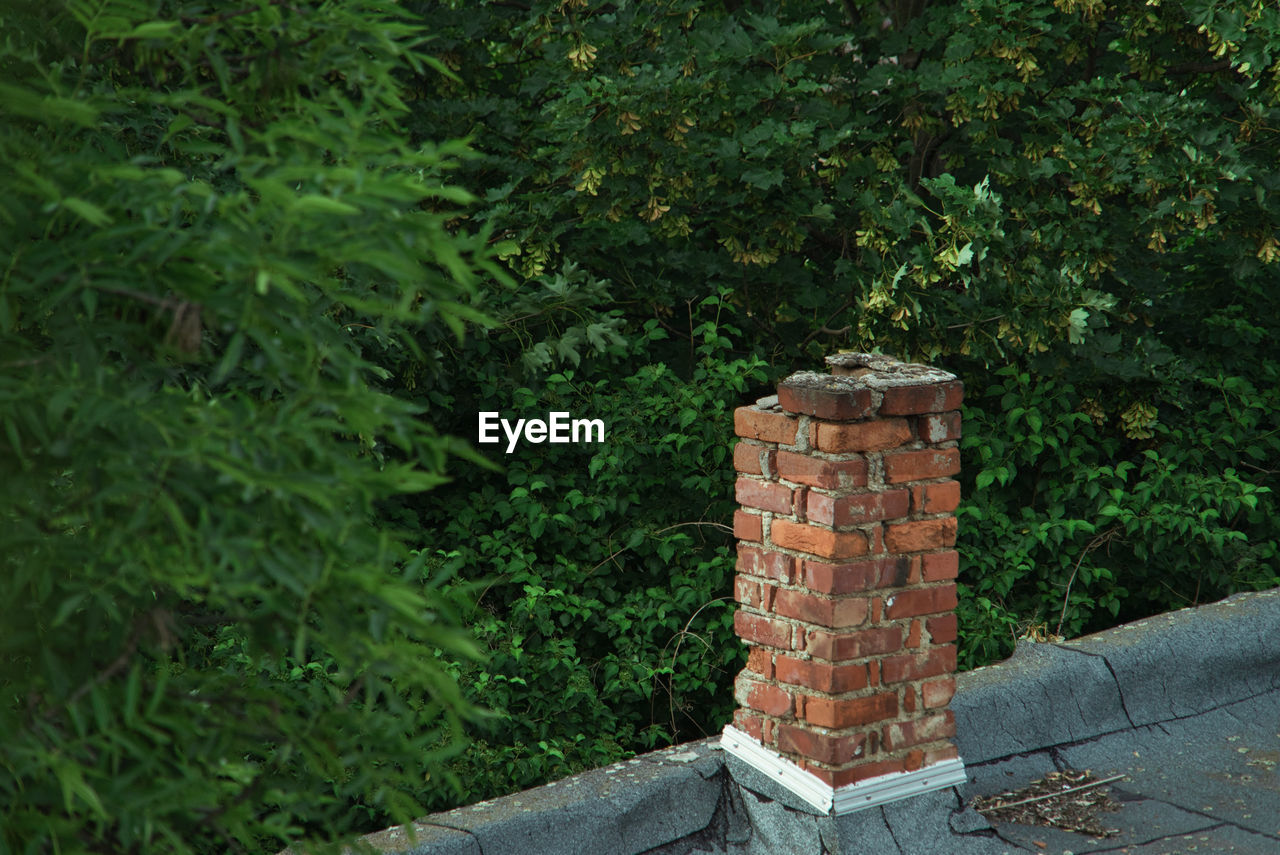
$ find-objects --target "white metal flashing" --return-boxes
[720,725,967,816]
[720,725,835,812]
[831,756,967,814]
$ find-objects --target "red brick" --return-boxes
[884,517,957,552]
[747,646,775,679]
[804,692,898,729]
[734,611,793,649]
[882,710,955,750]
[907,619,922,648]
[737,545,795,583]
[881,645,957,684]
[924,744,961,765]
[880,380,964,415]
[904,748,926,771]
[903,686,918,713]
[802,556,910,595]
[867,525,885,555]
[792,486,811,522]
[734,510,762,543]
[736,674,793,717]
[734,575,761,608]
[734,406,798,445]
[883,448,961,483]
[736,476,795,515]
[884,585,957,619]
[775,451,867,490]
[778,379,874,420]
[734,442,765,475]
[926,613,958,644]
[919,411,962,442]
[774,589,868,628]
[775,724,867,765]
[805,626,903,660]
[922,551,959,582]
[733,709,763,741]
[922,677,956,708]
[923,480,961,513]
[775,656,869,693]
[809,758,907,788]
[772,519,867,559]
[807,489,910,527]
[811,419,912,453]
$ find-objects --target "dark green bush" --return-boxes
[393,0,1280,804]
[0,1,503,851]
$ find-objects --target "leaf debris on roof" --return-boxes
[971,769,1125,838]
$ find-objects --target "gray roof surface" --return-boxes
[352,587,1280,855]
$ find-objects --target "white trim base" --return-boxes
[720,725,967,816]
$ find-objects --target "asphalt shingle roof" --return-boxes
[352,587,1280,855]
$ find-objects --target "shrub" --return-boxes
[0,2,503,851]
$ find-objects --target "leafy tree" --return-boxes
[0,1,504,852]
[385,0,1280,804]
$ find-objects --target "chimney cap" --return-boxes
[821,352,956,387]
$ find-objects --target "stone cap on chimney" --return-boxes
[777,355,962,422]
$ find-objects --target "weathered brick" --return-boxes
[882,710,956,750]
[772,519,868,559]
[734,510,762,543]
[884,584,958,619]
[736,476,795,515]
[922,480,962,513]
[804,692,898,729]
[806,489,910,527]
[747,646,775,679]
[734,611,793,649]
[734,575,761,608]
[906,618,922,649]
[880,380,964,415]
[884,517,958,552]
[919,411,962,442]
[775,656,869,693]
[922,677,956,708]
[775,724,867,765]
[734,406,798,445]
[802,556,910,595]
[926,613,958,644]
[924,744,961,765]
[736,673,793,717]
[810,418,913,453]
[737,544,795,583]
[805,626,903,660]
[773,589,868,628]
[778,380,875,420]
[808,758,907,788]
[733,441,765,475]
[733,708,764,741]
[922,551,960,582]
[775,451,867,490]
[883,448,961,484]
[881,645,957,684]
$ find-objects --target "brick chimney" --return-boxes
[721,353,966,814]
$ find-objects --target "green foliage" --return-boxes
[401,305,766,808]
[396,0,1280,790]
[0,1,505,852]
[11,0,1280,838]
